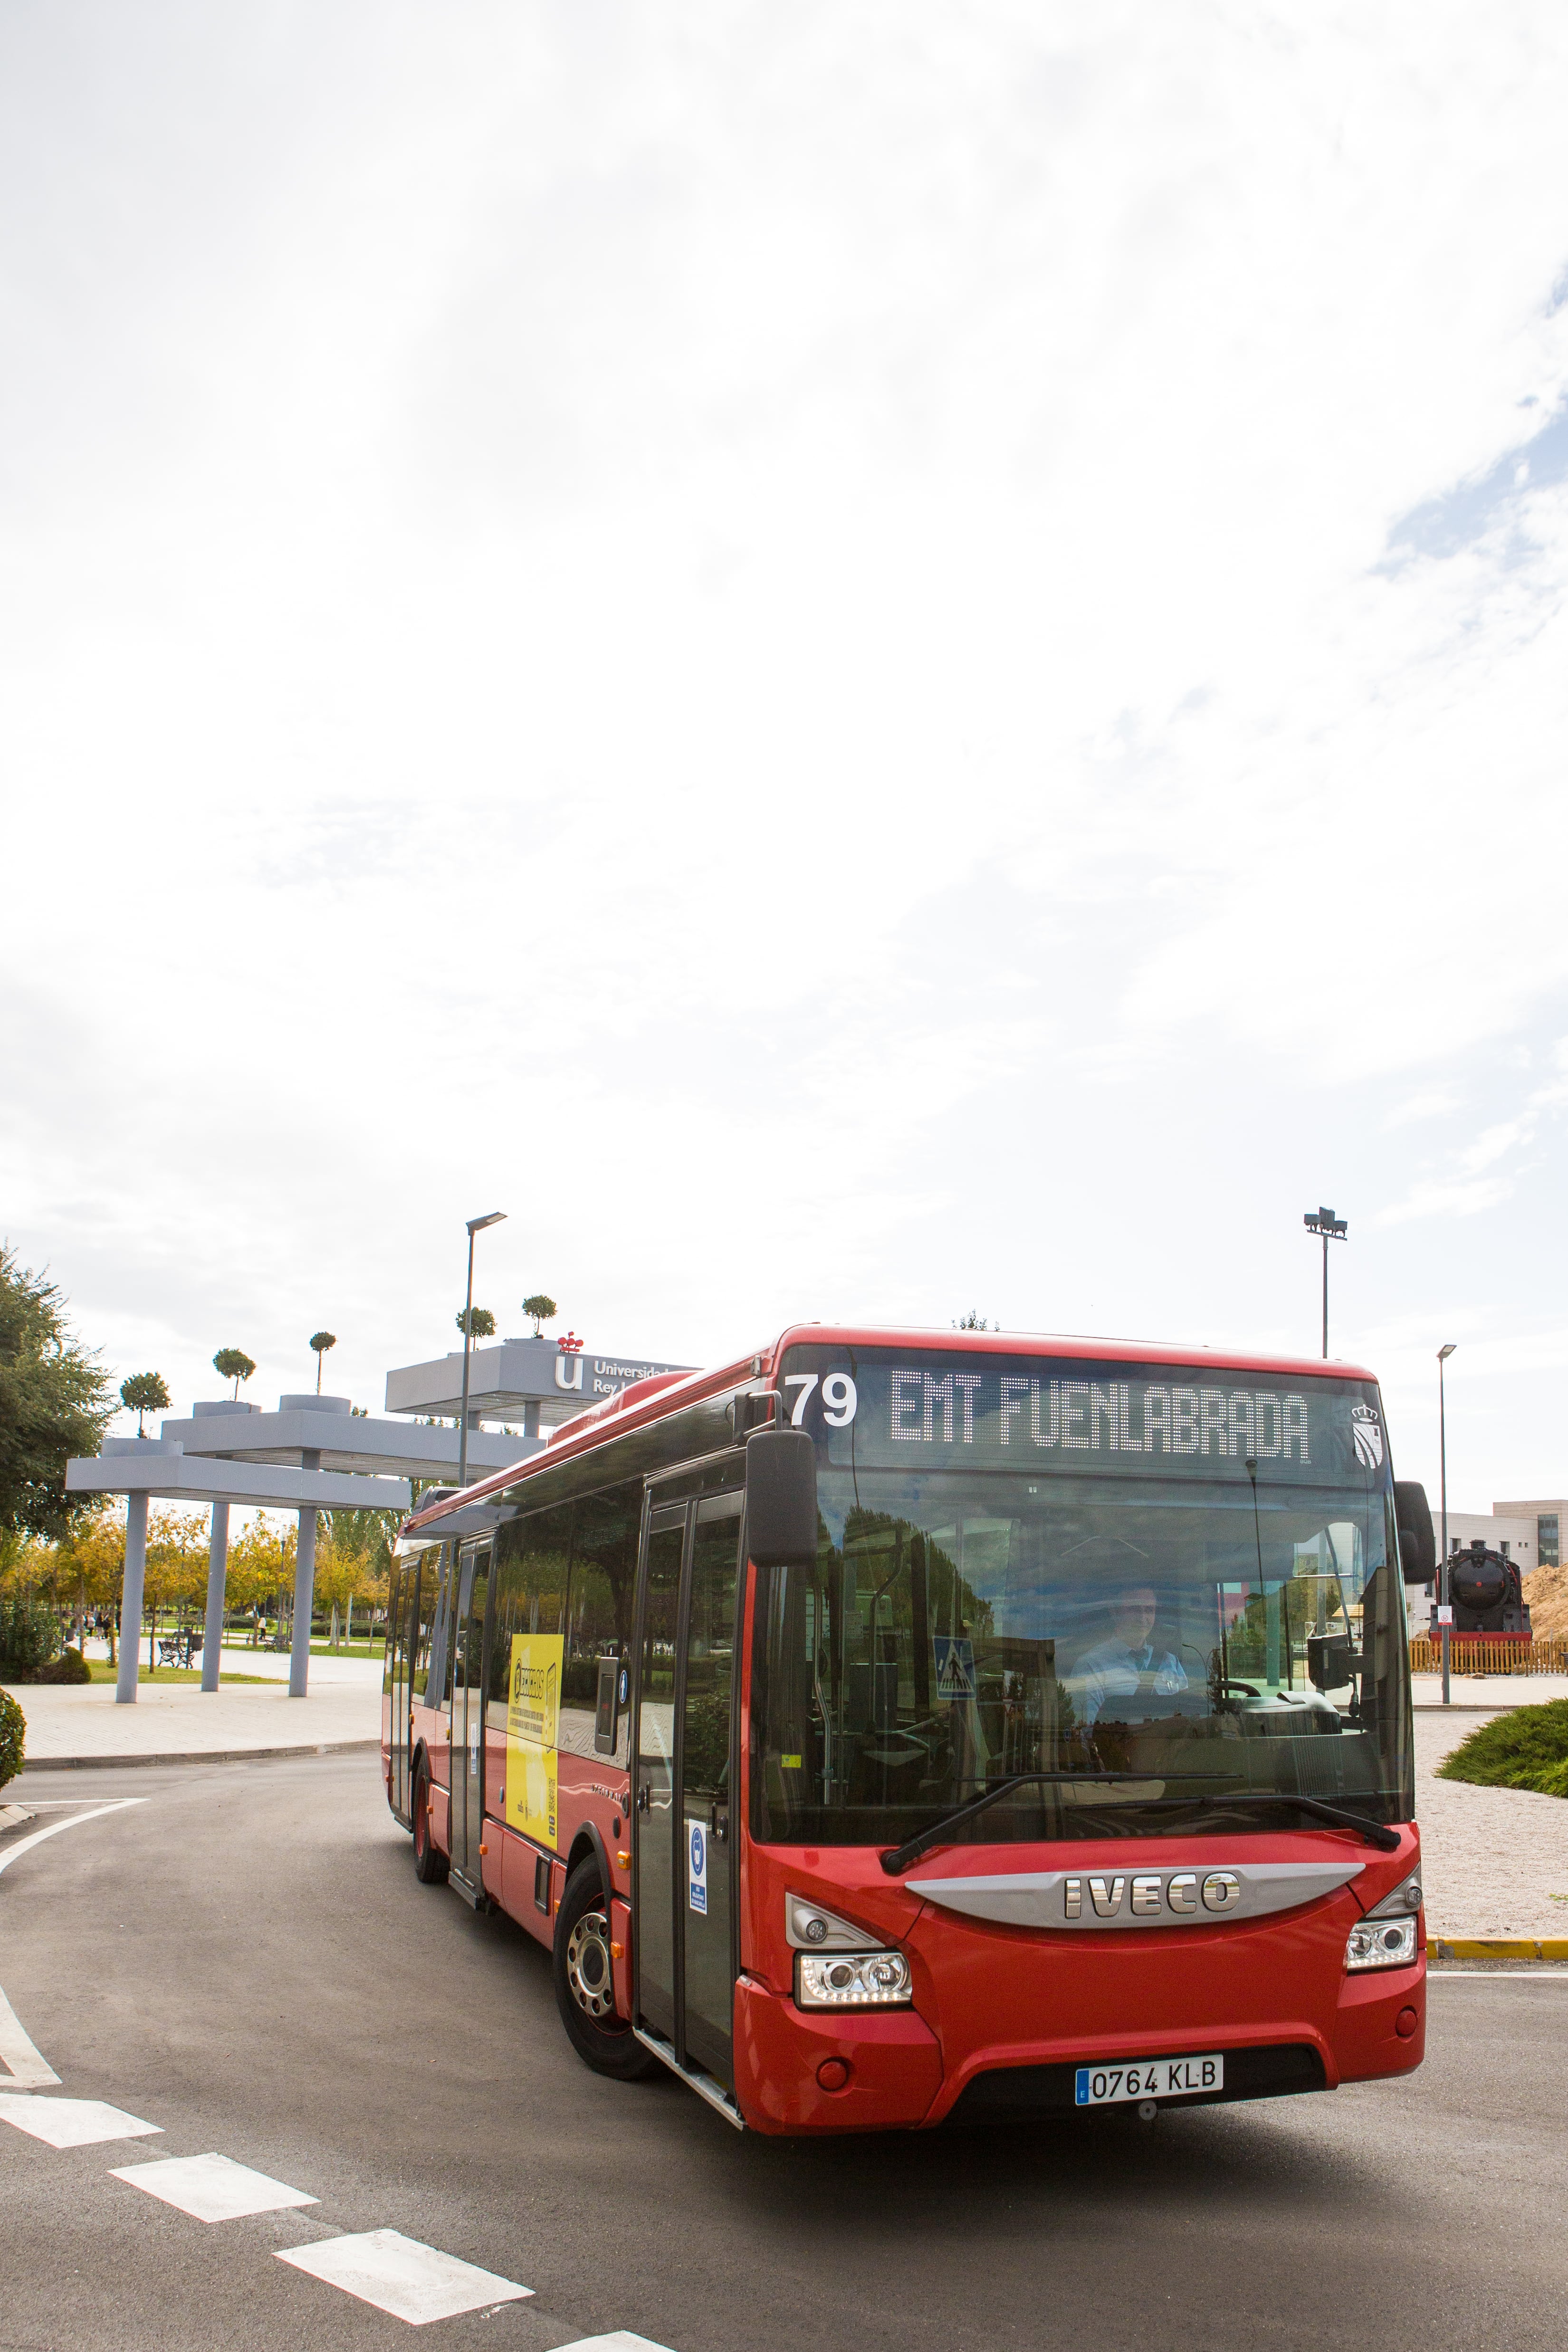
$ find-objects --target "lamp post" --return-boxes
[1438,1342,1456,1706]
[458,1212,506,1490]
[1302,1206,1348,1358]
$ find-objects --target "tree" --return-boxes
[522,1293,557,1337]
[954,1311,992,1330]
[309,1331,337,1393]
[120,1372,171,1437]
[0,1246,115,1539]
[212,1348,255,1400]
[455,1307,496,1338]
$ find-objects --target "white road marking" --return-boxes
[0,1800,145,1880]
[0,2093,162,2148]
[554,2336,679,2351]
[0,1986,60,2087]
[110,2151,318,2221]
[276,2228,533,2324]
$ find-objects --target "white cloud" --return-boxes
[2,4,1568,1501]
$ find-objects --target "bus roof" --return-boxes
[401,1322,1379,1537]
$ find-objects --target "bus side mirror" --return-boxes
[1393,1481,1435,1585]
[745,1426,818,1565]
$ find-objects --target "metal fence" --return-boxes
[1408,1635,1568,1676]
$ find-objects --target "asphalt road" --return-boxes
[3,1754,1565,2352]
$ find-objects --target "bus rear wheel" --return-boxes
[411,1761,448,1885]
[553,1859,658,2080]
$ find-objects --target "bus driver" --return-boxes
[1074,1585,1189,1726]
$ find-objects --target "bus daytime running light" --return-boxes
[1344,1916,1420,1971]
[796,1950,913,2008]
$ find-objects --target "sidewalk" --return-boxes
[1412,1673,1568,1709]
[1415,1709,1568,1941]
[10,1648,381,1769]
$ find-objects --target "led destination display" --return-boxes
[779,1346,1389,1487]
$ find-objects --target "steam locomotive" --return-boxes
[1429,1538,1533,1640]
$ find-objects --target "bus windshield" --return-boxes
[753,1350,1412,1847]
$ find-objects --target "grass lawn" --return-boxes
[83,1662,274,1686]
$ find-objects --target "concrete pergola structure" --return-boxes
[64,1341,690,1707]
[67,1398,415,1705]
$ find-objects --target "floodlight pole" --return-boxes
[1438,1343,1456,1706]
[458,1212,507,1490]
[1302,1206,1348,1358]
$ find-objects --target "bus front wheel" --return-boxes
[553,1860,658,2081]
[411,1762,448,1886]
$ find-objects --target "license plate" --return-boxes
[1074,2053,1224,2106]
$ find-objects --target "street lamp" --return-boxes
[1438,1342,1457,1706]
[458,1211,507,1491]
[1302,1205,1348,1358]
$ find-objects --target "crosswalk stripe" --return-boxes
[553,2335,679,2351]
[276,2228,533,2323]
[0,2093,162,2148]
[109,2151,318,2221]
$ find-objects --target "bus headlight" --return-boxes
[796,1950,913,2008]
[1345,1916,1419,1971]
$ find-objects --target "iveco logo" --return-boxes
[1063,1871,1240,1920]
[906,1858,1365,1931]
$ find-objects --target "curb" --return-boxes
[1428,1938,1568,1961]
[16,1738,382,1774]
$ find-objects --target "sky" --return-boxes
[2,2,1566,1516]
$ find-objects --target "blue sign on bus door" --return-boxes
[688,1822,708,1914]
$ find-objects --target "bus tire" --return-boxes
[411,1760,448,1886]
[553,1859,658,2081]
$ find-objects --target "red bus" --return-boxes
[382,1325,1434,2133]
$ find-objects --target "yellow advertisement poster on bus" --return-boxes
[506,1632,563,1849]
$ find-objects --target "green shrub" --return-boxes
[36,1645,91,1685]
[0,1688,24,1788]
[0,1593,60,1677]
[1438,1699,1568,1797]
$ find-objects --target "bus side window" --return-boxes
[562,1478,640,1764]
[425,1547,453,1707]
[384,1562,403,1697]
[489,1502,574,1735]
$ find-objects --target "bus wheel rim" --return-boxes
[566,1909,615,2019]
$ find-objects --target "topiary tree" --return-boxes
[0,1688,25,1788]
[213,1348,255,1400]
[309,1330,337,1393]
[522,1293,558,1338]
[120,1372,171,1437]
[455,1307,497,1339]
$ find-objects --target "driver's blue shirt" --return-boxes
[1074,1636,1189,1726]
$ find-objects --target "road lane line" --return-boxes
[276,2229,533,2323]
[0,1986,60,2087]
[110,2152,318,2221]
[0,1800,145,1880]
[0,2094,162,2147]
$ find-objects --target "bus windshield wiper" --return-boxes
[1188,1789,1402,1851]
[879,1771,1231,1875]
[880,1775,1400,1873]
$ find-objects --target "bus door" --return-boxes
[633,1490,744,2092]
[449,1540,491,1894]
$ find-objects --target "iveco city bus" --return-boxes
[381,1326,1434,2133]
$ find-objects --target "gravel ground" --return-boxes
[1415,1708,1568,1938]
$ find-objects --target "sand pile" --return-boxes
[1523,1560,1568,1638]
